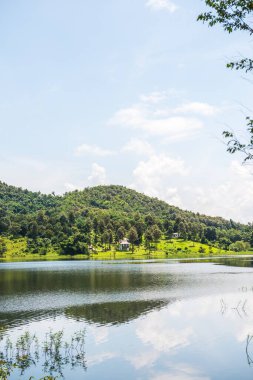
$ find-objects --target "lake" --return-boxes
[1,258,253,379]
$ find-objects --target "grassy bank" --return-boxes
[89,239,253,260]
[1,237,253,262]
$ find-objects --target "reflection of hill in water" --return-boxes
[215,258,253,268]
[0,265,179,296]
[0,299,169,332]
[65,300,168,326]
[0,309,59,332]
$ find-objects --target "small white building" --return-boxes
[172,233,180,239]
[119,238,130,251]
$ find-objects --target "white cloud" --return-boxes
[90,326,109,345]
[109,95,204,141]
[0,155,74,194]
[184,160,253,222]
[127,142,253,222]
[64,163,109,191]
[136,313,193,352]
[123,138,155,156]
[88,163,108,185]
[146,0,178,13]
[130,153,188,207]
[140,91,168,104]
[64,182,83,192]
[174,102,219,116]
[87,352,117,367]
[126,350,160,370]
[75,143,115,157]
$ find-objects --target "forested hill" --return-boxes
[62,185,241,229]
[0,181,61,214]
[0,181,252,255]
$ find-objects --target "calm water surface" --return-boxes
[1,258,253,379]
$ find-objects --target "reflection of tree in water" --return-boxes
[246,335,253,366]
[215,258,253,268]
[219,299,253,368]
[0,329,86,379]
[220,298,248,319]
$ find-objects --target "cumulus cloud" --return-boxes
[90,326,109,345]
[136,313,193,352]
[130,153,188,207]
[75,143,115,157]
[64,182,83,192]
[128,147,253,222]
[174,102,219,116]
[109,93,205,141]
[87,352,117,367]
[126,350,160,370]
[146,0,178,13]
[0,155,76,194]
[122,138,155,156]
[64,163,109,191]
[88,163,108,185]
[184,160,253,222]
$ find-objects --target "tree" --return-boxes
[163,220,174,239]
[60,234,88,256]
[250,231,253,247]
[0,238,7,257]
[204,227,217,242]
[151,224,162,249]
[116,226,126,242]
[178,221,187,240]
[229,240,251,252]
[101,231,111,251]
[144,228,154,254]
[27,221,39,239]
[128,227,138,253]
[198,1,253,161]
[144,214,156,227]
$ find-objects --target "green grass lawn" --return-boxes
[1,237,252,262]
[89,239,252,260]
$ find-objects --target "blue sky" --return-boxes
[0,0,252,222]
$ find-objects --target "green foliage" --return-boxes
[128,227,138,253]
[0,360,13,380]
[0,183,252,257]
[198,1,253,161]
[197,0,253,34]
[116,226,126,242]
[0,238,7,257]
[229,240,251,252]
[0,181,60,215]
[60,235,89,256]
[151,225,162,242]
[222,117,253,162]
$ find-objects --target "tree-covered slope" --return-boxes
[0,182,252,256]
[0,181,60,214]
[62,185,244,230]
[62,185,177,215]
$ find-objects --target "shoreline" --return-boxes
[1,251,253,263]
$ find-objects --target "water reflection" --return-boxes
[1,259,253,379]
[65,300,167,325]
[0,330,86,378]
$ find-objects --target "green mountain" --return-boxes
[0,182,252,256]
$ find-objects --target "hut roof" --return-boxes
[119,238,130,245]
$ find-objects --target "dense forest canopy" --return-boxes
[0,181,252,256]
